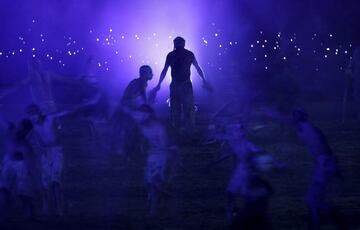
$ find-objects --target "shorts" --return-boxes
[41,146,63,188]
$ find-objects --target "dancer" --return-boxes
[132,104,172,216]
[0,119,35,220]
[152,37,211,133]
[121,65,154,111]
[208,121,286,229]
[25,94,99,217]
[266,107,346,229]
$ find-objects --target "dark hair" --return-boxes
[173,36,185,48]
[139,65,152,78]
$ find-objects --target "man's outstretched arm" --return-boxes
[192,57,206,82]
[47,93,101,119]
[193,57,213,91]
[155,62,170,91]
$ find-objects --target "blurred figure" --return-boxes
[25,94,99,218]
[152,37,211,133]
[121,65,153,111]
[208,122,286,229]
[132,105,171,216]
[266,108,346,230]
[108,66,153,157]
[0,119,35,221]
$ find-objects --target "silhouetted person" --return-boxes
[153,37,211,133]
[121,65,153,111]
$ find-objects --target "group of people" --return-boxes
[0,36,209,220]
[0,36,349,230]
[206,108,346,229]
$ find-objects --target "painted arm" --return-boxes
[47,92,101,119]
[0,77,31,99]
[263,108,294,125]
[247,141,288,169]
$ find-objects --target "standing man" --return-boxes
[152,37,211,133]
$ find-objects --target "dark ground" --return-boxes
[1,102,360,230]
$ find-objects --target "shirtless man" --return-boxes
[121,65,153,111]
[152,37,211,132]
[25,95,99,217]
[208,121,285,229]
[266,108,345,229]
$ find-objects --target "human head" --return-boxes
[26,104,42,123]
[139,65,153,81]
[173,36,185,49]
